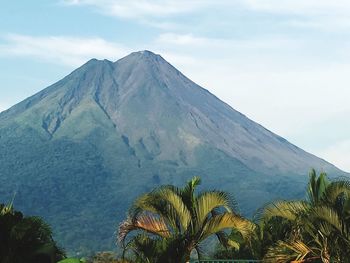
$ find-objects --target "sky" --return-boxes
[1,0,350,171]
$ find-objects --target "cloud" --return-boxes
[177,59,350,131]
[62,0,212,19]
[60,0,221,30]
[61,0,350,31]
[0,34,131,67]
[243,0,350,15]
[241,0,350,30]
[156,33,214,46]
[62,0,350,18]
[63,0,350,17]
[155,33,302,51]
[317,140,350,172]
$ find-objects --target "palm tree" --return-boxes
[118,177,254,263]
[0,203,65,263]
[212,207,295,260]
[261,169,350,263]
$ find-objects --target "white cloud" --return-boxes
[157,33,215,46]
[156,33,302,51]
[159,52,197,66]
[241,0,350,30]
[62,0,350,31]
[173,58,350,135]
[62,0,212,19]
[62,0,350,19]
[317,140,350,172]
[0,34,131,67]
[243,0,350,15]
[63,0,350,17]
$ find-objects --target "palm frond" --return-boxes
[307,169,329,205]
[194,191,232,227]
[263,240,314,263]
[262,200,309,222]
[188,176,201,190]
[227,239,241,250]
[200,212,254,242]
[156,188,191,231]
[215,230,230,248]
[181,176,201,208]
[118,214,170,243]
[310,206,343,234]
[0,203,13,215]
[130,193,159,217]
[324,180,350,204]
[124,234,167,262]
[129,191,180,232]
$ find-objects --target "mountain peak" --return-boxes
[117,50,166,66]
[81,58,113,68]
[131,50,160,57]
[138,50,158,56]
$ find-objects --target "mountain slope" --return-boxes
[0,51,345,253]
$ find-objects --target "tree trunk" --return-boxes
[183,250,191,263]
[321,248,330,263]
[183,244,194,263]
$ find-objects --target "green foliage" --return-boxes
[84,252,131,263]
[3,168,350,263]
[0,122,278,254]
[211,217,293,260]
[210,170,350,262]
[0,203,65,263]
[119,177,254,262]
[261,170,350,262]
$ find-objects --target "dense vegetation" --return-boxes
[262,170,350,262]
[0,123,283,254]
[115,170,350,262]
[2,169,350,262]
[0,203,64,263]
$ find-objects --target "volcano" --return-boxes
[0,51,345,253]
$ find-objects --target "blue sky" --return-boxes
[1,0,350,171]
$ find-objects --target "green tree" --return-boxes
[118,177,254,263]
[0,203,65,263]
[212,211,293,260]
[261,169,350,263]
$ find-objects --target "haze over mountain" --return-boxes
[0,51,345,253]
